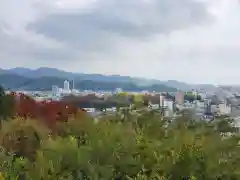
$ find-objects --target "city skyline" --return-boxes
[1,0,240,84]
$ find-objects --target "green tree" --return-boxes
[0,118,49,161]
[184,93,201,102]
[1,106,240,179]
[0,86,15,120]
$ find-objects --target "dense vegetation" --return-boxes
[184,93,201,102]
[0,87,240,179]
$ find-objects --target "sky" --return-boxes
[0,0,240,85]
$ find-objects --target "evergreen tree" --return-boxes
[0,86,15,120]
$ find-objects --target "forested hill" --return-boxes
[0,73,178,92]
[0,67,216,91]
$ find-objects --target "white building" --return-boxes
[159,94,164,107]
[192,91,198,96]
[209,101,231,115]
[233,117,240,128]
[164,99,174,112]
[218,103,231,115]
[58,88,63,93]
[63,80,70,92]
[115,88,123,93]
[52,85,59,96]
[195,100,205,108]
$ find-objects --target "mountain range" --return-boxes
[0,67,216,91]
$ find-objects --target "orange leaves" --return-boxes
[11,93,85,129]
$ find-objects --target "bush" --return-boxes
[0,118,49,161]
[0,109,240,179]
[0,87,15,120]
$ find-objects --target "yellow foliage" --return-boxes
[133,94,143,102]
[0,118,49,160]
[118,92,128,96]
[0,173,4,180]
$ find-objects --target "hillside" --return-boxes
[1,67,216,91]
[0,73,178,92]
[6,67,134,83]
[0,73,30,89]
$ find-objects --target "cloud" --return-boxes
[28,0,212,45]
[0,0,240,84]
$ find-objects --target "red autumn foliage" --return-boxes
[11,93,87,129]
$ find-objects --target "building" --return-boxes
[192,89,198,96]
[52,85,59,96]
[211,104,218,114]
[218,102,231,115]
[164,99,174,112]
[159,94,164,107]
[115,88,123,93]
[175,92,184,105]
[63,80,70,92]
[204,99,211,113]
[195,100,206,114]
[68,79,75,90]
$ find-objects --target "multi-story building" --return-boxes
[63,80,70,92]
[164,99,174,112]
[218,102,231,115]
[115,88,123,94]
[159,94,164,107]
[175,92,184,105]
[52,85,59,96]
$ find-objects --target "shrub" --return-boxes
[0,87,15,120]
[0,118,49,161]
[0,108,240,179]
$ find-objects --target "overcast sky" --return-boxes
[0,0,240,85]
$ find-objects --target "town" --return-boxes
[1,81,239,179]
[7,79,240,124]
[1,0,240,178]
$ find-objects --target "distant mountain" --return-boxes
[0,73,178,92]
[0,68,9,74]
[132,79,216,91]
[0,73,29,89]
[7,67,33,75]
[7,67,134,83]
[192,84,217,91]
[161,80,190,90]
[2,67,216,91]
[7,67,76,79]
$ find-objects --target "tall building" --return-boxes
[175,92,184,104]
[69,79,75,90]
[204,99,212,114]
[159,94,164,107]
[164,99,174,112]
[52,85,59,96]
[64,80,70,91]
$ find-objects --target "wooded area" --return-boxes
[0,86,239,179]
